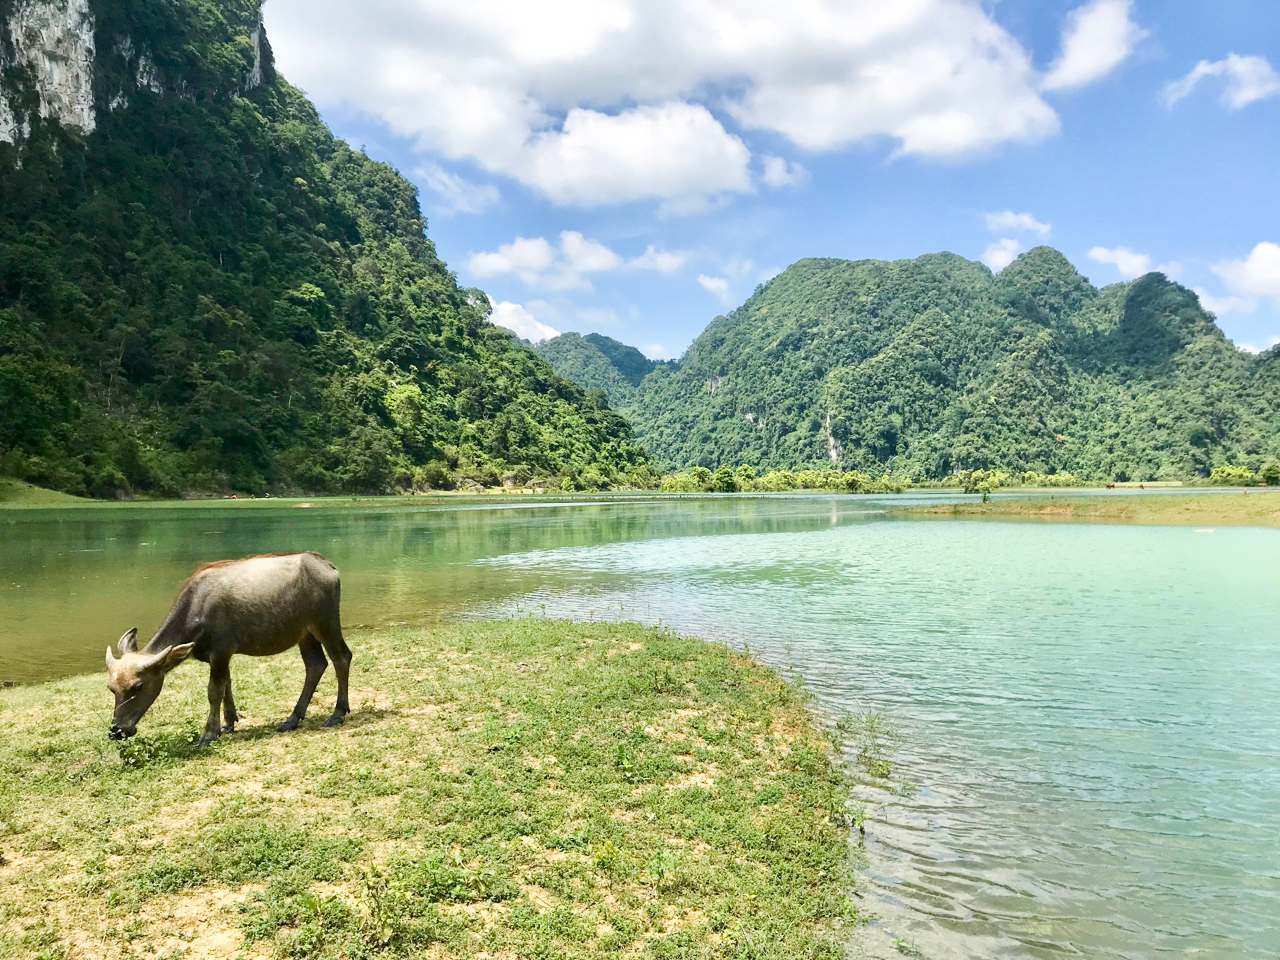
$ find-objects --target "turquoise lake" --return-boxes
[2,495,1277,957]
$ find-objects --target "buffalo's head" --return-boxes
[105,628,194,739]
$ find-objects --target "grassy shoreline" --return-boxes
[899,491,1280,527]
[0,621,858,960]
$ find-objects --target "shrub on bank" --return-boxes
[1209,464,1261,486]
[660,464,912,494]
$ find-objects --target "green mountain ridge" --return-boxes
[1,0,650,496]
[537,248,1280,481]
[531,332,665,410]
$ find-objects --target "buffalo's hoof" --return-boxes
[323,712,347,728]
[195,733,220,748]
[278,718,300,733]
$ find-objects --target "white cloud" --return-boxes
[1088,245,1153,279]
[467,231,690,291]
[1237,337,1280,355]
[265,0,1081,209]
[561,231,623,274]
[982,238,1023,272]
[416,164,500,215]
[519,103,753,208]
[1194,288,1257,317]
[1163,54,1280,110]
[468,236,565,287]
[1041,0,1146,92]
[760,155,808,188]
[489,299,560,342]
[698,274,733,304]
[984,210,1050,235]
[641,343,674,361]
[1212,242,1280,299]
[630,245,689,274]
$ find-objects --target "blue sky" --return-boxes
[263,0,1280,358]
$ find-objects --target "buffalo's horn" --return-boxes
[117,628,138,656]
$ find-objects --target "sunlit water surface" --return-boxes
[2,495,1278,957]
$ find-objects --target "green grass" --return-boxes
[0,478,89,507]
[900,491,1280,528]
[0,620,859,959]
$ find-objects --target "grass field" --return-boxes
[901,490,1280,528]
[0,478,89,507]
[0,621,859,960]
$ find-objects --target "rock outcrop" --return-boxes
[0,0,96,143]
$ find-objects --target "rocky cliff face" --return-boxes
[0,0,268,145]
[0,0,96,143]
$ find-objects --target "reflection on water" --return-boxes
[3,495,1278,958]
[0,495,890,683]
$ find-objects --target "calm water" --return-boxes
[2,495,1278,957]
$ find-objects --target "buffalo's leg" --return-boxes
[279,637,328,732]
[199,659,232,747]
[314,618,352,727]
[222,666,238,733]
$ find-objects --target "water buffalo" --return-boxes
[105,552,352,746]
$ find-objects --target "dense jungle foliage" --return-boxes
[540,249,1280,482]
[532,332,663,411]
[0,0,650,497]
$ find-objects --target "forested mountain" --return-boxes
[532,332,663,410]
[0,0,650,497]
[541,249,1280,482]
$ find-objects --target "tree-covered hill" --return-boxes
[0,0,650,496]
[532,332,663,410]
[542,248,1280,482]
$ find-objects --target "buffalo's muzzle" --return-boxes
[108,725,133,741]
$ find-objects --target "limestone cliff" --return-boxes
[0,0,268,145]
[0,0,95,142]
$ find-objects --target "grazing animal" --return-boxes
[105,552,351,746]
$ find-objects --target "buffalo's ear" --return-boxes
[161,642,196,671]
[118,628,138,656]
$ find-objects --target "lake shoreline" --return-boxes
[896,490,1280,527]
[0,620,859,960]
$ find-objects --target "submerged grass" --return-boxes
[0,620,858,959]
[901,491,1280,528]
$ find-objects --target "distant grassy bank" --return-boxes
[901,491,1280,528]
[0,478,89,506]
[0,621,857,960]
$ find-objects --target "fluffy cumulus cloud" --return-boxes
[984,210,1050,235]
[1087,245,1153,279]
[982,238,1023,272]
[265,0,1138,209]
[520,103,753,209]
[630,245,690,274]
[1163,54,1280,110]
[698,274,733,304]
[1212,242,1280,299]
[1041,0,1146,92]
[760,155,808,188]
[416,164,500,215]
[641,343,674,360]
[467,231,688,291]
[488,299,560,342]
[1194,289,1257,318]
